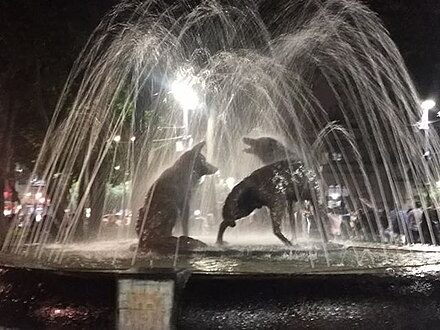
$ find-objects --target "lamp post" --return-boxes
[419,99,437,208]
[419,99,437,158]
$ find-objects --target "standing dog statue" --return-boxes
[216,159,327,246]
[242,136,313,239]
[136,141,217,253]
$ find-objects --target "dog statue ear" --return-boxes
[191,141,206,153]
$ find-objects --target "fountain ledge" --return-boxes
[1,264,440,328]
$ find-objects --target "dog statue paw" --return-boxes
[215,239,229,246]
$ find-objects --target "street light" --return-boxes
[170,72,201,150]
[421,99,436,112]
[170,77,200,111]
[113,135,121,143]
[419,99,436,130]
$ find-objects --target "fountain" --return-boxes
[4,0,439,268]
[2,0,440,327]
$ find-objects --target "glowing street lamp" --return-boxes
[419,99,436,130]
[113,135,121,143]
[422,99,436,112]
[170,77,200,111]
[170,72,201,150]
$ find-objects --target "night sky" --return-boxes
[0,0,439,168]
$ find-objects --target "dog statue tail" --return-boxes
[216,180,262,245]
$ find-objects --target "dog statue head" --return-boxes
[177,141,218,179]
[242,136,291,164]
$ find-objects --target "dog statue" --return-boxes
[136,141,217,253]
[216,159,327,246]
[242,136,313,239]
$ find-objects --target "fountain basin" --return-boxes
[2,238,440,274]
[2,246,440,328]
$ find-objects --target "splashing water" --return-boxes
[3,0,440,272]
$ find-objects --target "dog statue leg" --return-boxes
[216,220,235,245]
[137,205,179,253]
[270,203,293,246]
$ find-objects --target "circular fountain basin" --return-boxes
[0,237,440,329]
[2,238,440,328]
[3,236,440,275]
[1,252,440,328]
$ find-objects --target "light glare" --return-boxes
[421,99,436,111]
[171,77,200,110]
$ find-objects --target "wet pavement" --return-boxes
[180,272,440,329]
[0,267,115,329]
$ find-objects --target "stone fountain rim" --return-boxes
[1,262,440,280]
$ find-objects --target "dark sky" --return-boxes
[367,0,440,98]
[1,0,439,91]
[1,0,439,99]
[0,0,439,163]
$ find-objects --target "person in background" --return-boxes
[387,206,409,244]
[407,201,423,243]
[102,214,119,239]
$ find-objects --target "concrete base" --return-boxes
[117,279,174,329]
[1,265,440,328]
